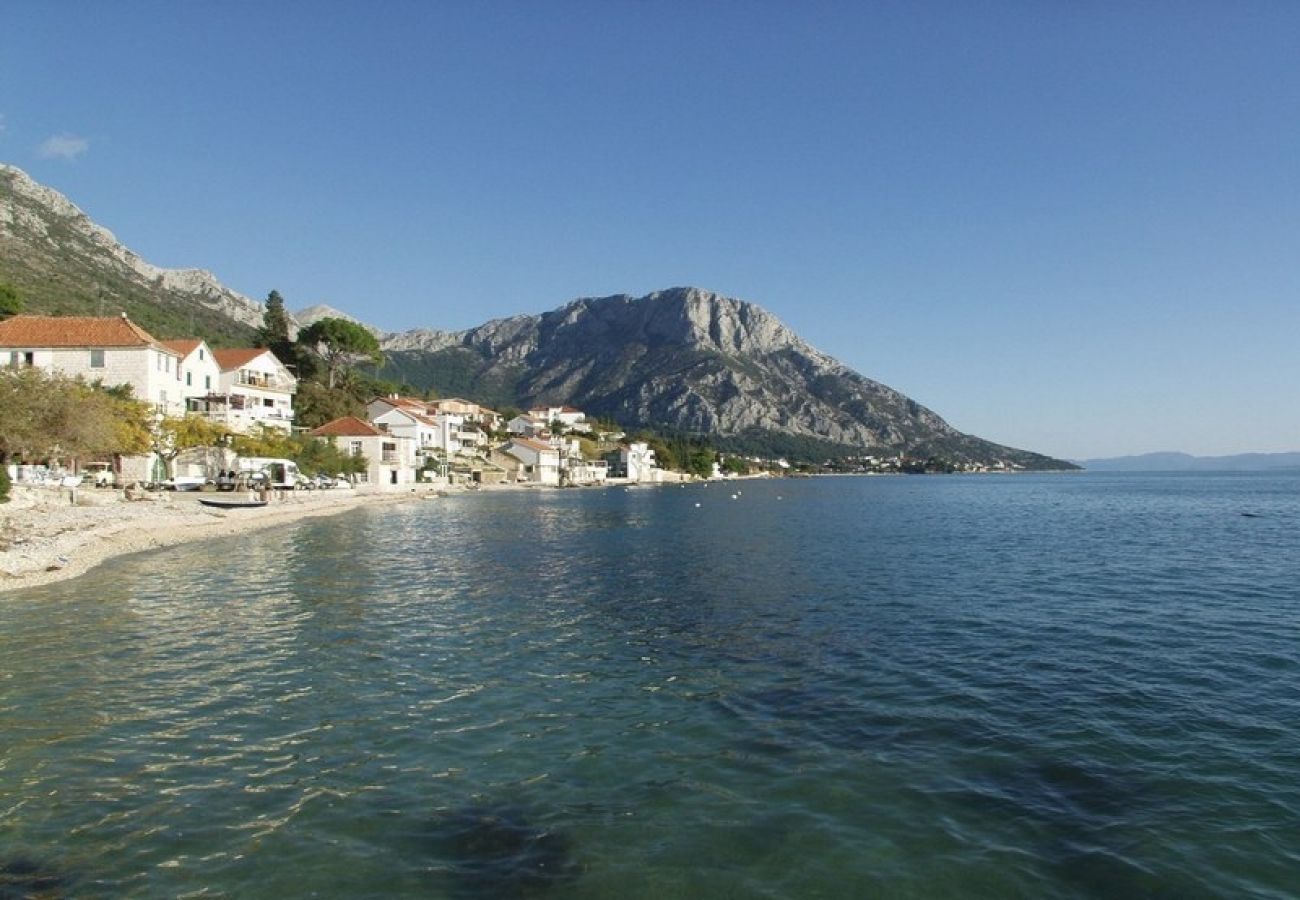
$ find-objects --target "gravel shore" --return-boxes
[0,483,439,594]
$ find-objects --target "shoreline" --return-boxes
[0,484,446,595]
[0,473,772,595]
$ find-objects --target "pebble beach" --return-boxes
[0,483,437,594]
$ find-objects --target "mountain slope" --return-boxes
[0,163,260,344]
[380,288,1074,469]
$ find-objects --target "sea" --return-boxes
[1,472,1297,899]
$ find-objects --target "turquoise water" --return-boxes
[1,473,1298,898]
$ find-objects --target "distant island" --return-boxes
[1078,451,1300,472]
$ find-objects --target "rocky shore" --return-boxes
[0,483,438,594]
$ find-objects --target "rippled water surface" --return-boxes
[2,473,1298,898]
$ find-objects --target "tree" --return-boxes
[149,414,229,480]
[257,290,292,345]
[0,368,150,467]
[256,289,299,371]
[293,380,367,430]
[297,317,383,388]
[0,283,22,320]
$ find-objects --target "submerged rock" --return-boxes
[424,803,579,898]
[0,856,69,899]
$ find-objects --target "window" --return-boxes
[186,372,192,386]
[204,375,211,390]
[382,442,398,464]
[263,398,274,408]
[199,348,205,360]
[90,349,105,368]
[350,441,363,457]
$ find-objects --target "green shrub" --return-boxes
[0,463,10,503]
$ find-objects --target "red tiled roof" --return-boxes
[161,339,203,356]
[310,416,383,437]
[212,348,273,371]
[0,314,177,352]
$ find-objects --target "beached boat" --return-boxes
[198,497,269,510]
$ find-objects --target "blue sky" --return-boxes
[3,2,1298,459]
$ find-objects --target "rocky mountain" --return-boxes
[0,162,261,344]
[294,304,377,334]
[378,288,1074,469]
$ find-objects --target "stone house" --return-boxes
[0,313,185,415]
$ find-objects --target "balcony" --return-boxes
[235,372,294,392]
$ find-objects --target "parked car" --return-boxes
[83,462,114,487]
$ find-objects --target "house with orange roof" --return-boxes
[0,313,185,415]
[501,436,561,485]
[161,339,223,413]
[209,348,297,432]
[368,395,494,460]
[309,416,417,488]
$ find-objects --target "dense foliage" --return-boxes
[0,282,22,320]
[297,317,383,388]
[0,367,152,466]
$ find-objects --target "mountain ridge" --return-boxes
[375,287,1073,469]
[1078,451,1300,471]
[0,162,263,343]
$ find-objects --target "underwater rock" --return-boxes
[425,804,579,898]
[0,857,69,899]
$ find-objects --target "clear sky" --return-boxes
[3,2,1298,459]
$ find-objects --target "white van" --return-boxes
[235,457,302,490]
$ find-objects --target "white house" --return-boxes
[0,314,185,415]
[502,437,562,485]
[528,405,590,433]
[209,348,297,432]
[162,339,223,415]
[606,441,658,482]
[507,414,548,438]
[310,416,418,489]
[565,458,609,485]
[429,398,502,431]
[369,403,441,454]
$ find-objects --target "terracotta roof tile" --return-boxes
[161,339,203,356]
[212,348,273,371]
[0,314,177,351]
[310,416,383,437]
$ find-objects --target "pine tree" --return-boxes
[257,290,292,347]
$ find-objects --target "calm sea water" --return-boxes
[1,473,1298,898]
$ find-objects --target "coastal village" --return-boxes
[0,312,722,496]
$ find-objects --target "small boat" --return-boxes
[198,497,269,510]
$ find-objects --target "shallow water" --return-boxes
[2,473,1298,897]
